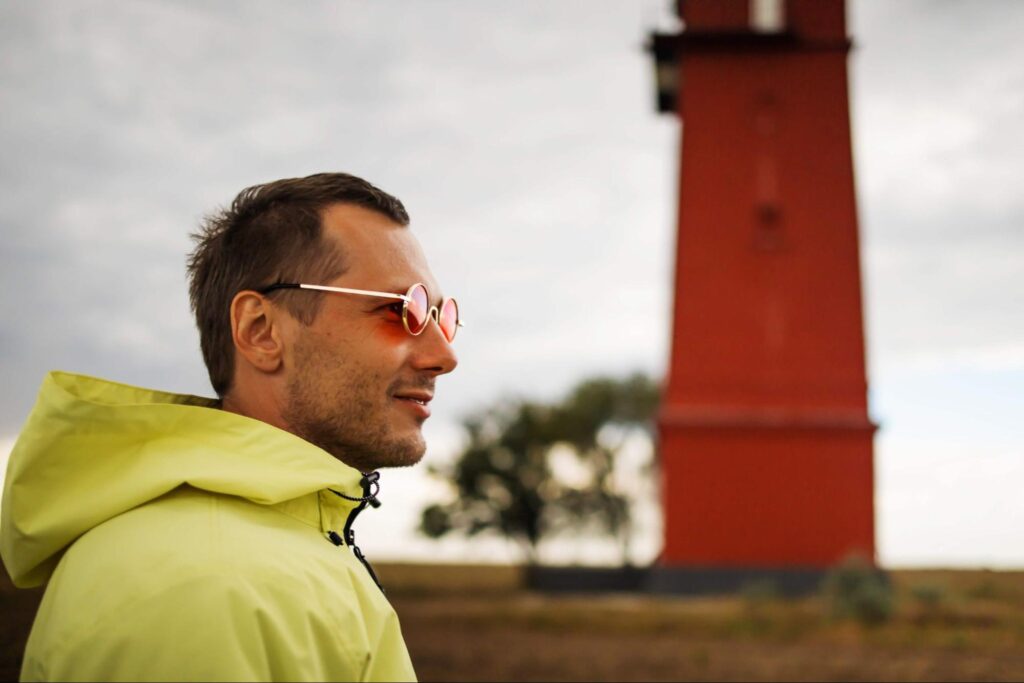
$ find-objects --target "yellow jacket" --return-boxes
[1,371,416,682]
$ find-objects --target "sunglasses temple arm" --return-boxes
[296,284,411,301]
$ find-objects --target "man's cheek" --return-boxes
[374,322,409,345]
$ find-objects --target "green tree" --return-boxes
[419,373,659,565]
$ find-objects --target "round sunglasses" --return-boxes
[257,282,463,342]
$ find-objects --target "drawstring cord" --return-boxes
[329,471,382,508]
[326,472,384,593]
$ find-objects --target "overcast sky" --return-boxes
[1,1,1022,568]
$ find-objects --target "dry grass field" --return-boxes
[382,564,1024,682]
[4,563,1024,681]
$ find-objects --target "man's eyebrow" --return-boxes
[365,283,408,299]
[382,283,411,294]
[382,282,446,302]
[362,289,406,305]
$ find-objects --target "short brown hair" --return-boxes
[187,172,409,397]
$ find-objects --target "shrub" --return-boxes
[740,578,781,605]
[910,583,946,611]
[965,579,998,601]
[821,555,893,627]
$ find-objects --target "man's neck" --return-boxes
[220,390,291,434]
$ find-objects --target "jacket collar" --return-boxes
[2,371,376,586]
[270,489,368,539]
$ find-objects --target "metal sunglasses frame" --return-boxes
[257,282,464,341]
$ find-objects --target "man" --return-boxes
[0,173,459,681]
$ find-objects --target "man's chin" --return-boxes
[378,450,425,469]
[332,432,426,471]
[380,433,427,469]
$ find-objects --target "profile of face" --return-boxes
[278,204,459,472]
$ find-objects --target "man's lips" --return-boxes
[392,390,434,417]
[392,390,433,405]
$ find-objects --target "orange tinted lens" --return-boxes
[439,298,458,342]
[406,284,430,334]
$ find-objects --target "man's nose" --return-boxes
[411,318,459,376]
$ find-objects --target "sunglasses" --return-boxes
[257,282,463,342]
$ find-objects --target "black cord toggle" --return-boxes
[329,470,381,506]
[361,472,383,508]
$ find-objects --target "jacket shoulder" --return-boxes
[27,569,374,682]
[25,487,414,682]
[42,486,373,620]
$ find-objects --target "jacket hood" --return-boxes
[1,371,367,587]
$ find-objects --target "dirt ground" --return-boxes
[4,564,1024,681]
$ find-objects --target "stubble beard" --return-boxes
[282,334,426,473]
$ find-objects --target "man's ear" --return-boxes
[230,291,285,374]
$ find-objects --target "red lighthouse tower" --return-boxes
[649,0,876,592]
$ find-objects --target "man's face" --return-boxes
[279,203,458,472]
